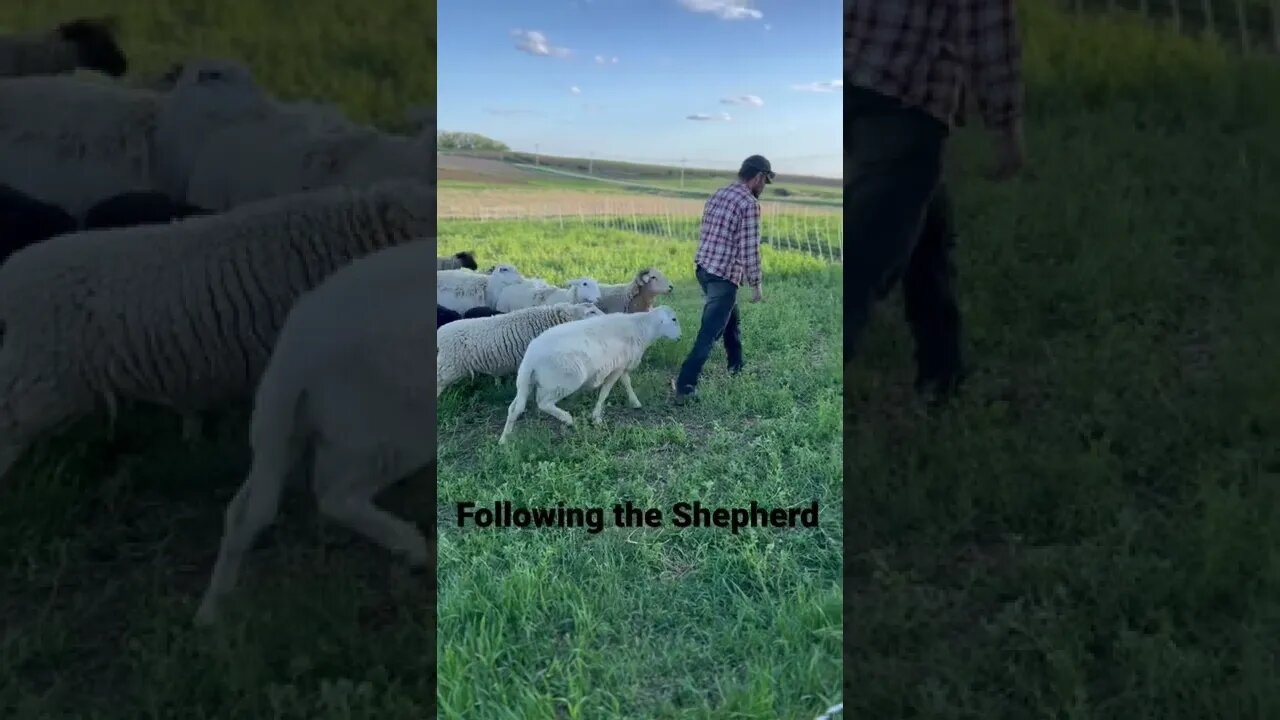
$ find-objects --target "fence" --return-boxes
[441,201,845,264]
[1068,0,1280,52]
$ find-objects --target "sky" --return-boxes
[437,0,842,179]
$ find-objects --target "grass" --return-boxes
[436,222,843,718]
[843,0,1280,716]
[1,1,433,718]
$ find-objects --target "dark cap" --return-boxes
[740,154,775,183]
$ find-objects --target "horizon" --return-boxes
[437,0,842,179]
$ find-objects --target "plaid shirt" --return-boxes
[694,182,762,289]
[845,0,1023,132]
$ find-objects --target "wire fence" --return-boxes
[1067,0,1280,51]
[442,201,845,264]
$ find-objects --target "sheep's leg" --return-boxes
[313,445,427,567]
[194,462,289,626]
[534,383,575,427]
[619,372,642,409]
[590,370,625,424]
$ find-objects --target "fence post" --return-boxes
[1171,0,1181,31]
[1236,0,1249,50]
[1273,0,1280,51]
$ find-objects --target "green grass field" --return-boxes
[436,222,843,718]
[843,1,1280,717]
[1,1,434,718]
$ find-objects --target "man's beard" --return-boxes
[750,185,762,198]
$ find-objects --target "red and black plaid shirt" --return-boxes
[845,0,1023,131]
[694,182,762,289]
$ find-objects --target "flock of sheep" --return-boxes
[434,258,680,443]
[0,17,439,624]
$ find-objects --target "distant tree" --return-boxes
[437,131,510,152]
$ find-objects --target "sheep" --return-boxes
[0,16,127,79]
[0,179,436,484]
[152,58,277,201]
[183,115,435,210]
[437,305,462,328]
[494,277,602,313]
[596,267,675,314]
[0,183,78,263]
[437,302,605,397]
[0,74,163,217]
[193,239,443,625]
[462,306,503,319]
[437,251,477,271]
[82,191,212,230]
[436,266,524,314]
[498,306,682,444]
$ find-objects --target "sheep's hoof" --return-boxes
[629,400,642,409]
[591,414,604,425]
[193,600,220,627]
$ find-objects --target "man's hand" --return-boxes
[750,285,763,303]
[987,120,1025,181]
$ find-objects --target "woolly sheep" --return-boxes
[0,183,78,263]
[0,16,127,79]
[0,179,436,483]
[596,267,675,314]
[194,240,442,625]
[437,265,523,314]
[498,305,682,444]
[183,115,435,210]
[437,302,605,397]
[437,305,462,328]
[437,251,477,271]
[0,74,163,217]
[495,277,602,313]
[82,191,212,230]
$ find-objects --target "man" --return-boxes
[844,0,1026,403]
[672,154,772,402]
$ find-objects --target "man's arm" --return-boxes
[965,0,1023,133]
[740,199,762,291]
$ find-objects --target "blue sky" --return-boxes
[437,0,842,178]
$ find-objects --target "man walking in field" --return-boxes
[845,0,1026,403]
[671,154,773,402]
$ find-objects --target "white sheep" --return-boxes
[193,239,442,625]
[183,114,435,211]
[495,277,602,313]
[498,306,682,444]
[0,17,127,79]
[151,58,277,201]
[437,266,524,314]
[0,74,163,217]
[0,179,436,483]
[437,302,604,397]
[596,267,675,314]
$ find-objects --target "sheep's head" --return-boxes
[57,16,126,77]
[648,305,681,341]
[567,277,601,305]
[637,267,674,296]
[454,251,478,271]
[488,264,522,285]
[568,302,605,320]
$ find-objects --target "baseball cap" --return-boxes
[740,154,775,183]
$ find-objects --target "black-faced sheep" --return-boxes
[437,305,463,328]
[437,251,477,271]
[82,191,213,230]
[0,16,127,79]
[0,183,78,264]
[462,306,502,319]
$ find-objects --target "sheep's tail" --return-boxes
[499,358,534,444]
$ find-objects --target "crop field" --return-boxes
[1,1,434,718]
[844,1,1280,717]
[436,221,843,717]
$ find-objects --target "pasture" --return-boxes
[844,1,1280,717]
[436,221,844,717]
[2,1,434,718]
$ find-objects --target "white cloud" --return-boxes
[512,29,571,58]
[594,54,620,64]
[677,0,762,20]
[687,111,733,121]
[791,79,843,93]
[720,94,764,107]
[570,85,582,94]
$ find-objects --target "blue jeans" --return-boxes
[675,265,742,394]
